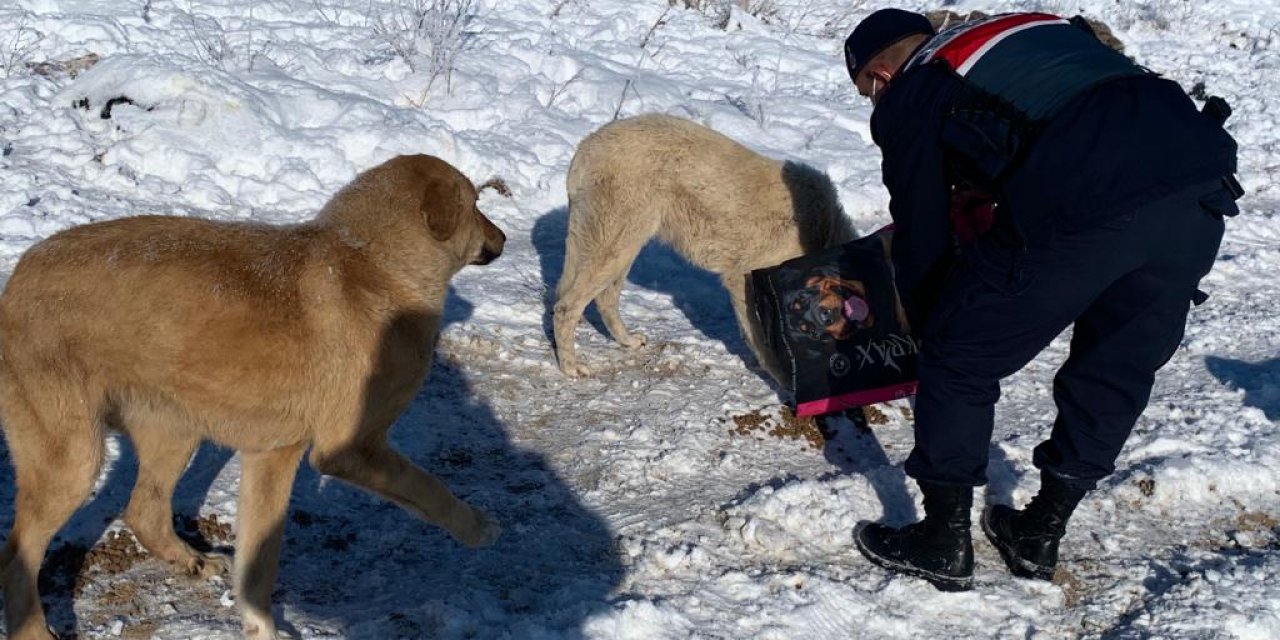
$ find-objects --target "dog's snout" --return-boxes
[473,218,506,265]
[475,245,500,265]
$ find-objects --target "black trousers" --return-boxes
[904,180,1231,490]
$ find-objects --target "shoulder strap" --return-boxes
[908,12,1147,123]
[907,13,1068,77]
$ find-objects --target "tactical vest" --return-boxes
[905,13,1150,188]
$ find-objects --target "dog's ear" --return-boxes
[420,172,467,242]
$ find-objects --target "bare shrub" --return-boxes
[544,68,584,108]
[669,0,776,30]
[1,16,44,78]
[613,7,672,119]
[372,0,479,94]
[549,0,575,18]
[173,4,270,70]
[175,11,235,68]
[676,1,861,37]
[777,1,866,38]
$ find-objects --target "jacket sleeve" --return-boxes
[871,68,954,328]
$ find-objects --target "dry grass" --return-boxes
[27,52,100,78]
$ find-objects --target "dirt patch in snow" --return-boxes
[730,407,826,449]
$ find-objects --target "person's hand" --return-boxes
[949,188,996,244]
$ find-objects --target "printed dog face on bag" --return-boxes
[783,269,875,341]
[752,228,918,416]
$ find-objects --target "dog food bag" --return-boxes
[750,226,918,417]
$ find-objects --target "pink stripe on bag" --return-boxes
[795,381,918,417]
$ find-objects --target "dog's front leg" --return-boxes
[310,444,500,548]
[235,443,306,640]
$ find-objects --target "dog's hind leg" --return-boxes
[553,198,656,376]
[123,425,228,579]
[552,226,603,378]
[552,253,587,376]
[308,442,499,548]
[595,266,646,351]
[1,392,103,640]
[234,442,306,640]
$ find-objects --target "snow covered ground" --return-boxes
[1,0,1278,638]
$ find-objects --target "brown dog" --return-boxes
[553,114,854,382]
[0,155,506,639]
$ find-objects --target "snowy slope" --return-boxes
[1,0,1278,638]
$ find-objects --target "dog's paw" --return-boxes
[618,332,647,350]
[242,621,287,640]
[169,549,230,579]
[6,622,59,640]
[558,360,591,378]
[191,552,231,579]
[456,509,501,548]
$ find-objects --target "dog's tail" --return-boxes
[557,195,587,301]
[559,152,594,300]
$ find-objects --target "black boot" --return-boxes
[981,473,1088,581]
[854,481,974,592]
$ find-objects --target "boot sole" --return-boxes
[980,508,1055,582]
[854,528,974,592]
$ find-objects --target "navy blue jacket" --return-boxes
[871,60,1238,325]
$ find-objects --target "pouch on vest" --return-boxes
[941,105,1027,189]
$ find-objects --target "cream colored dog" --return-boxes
[0,155,506,640]
[553,113,854,381]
